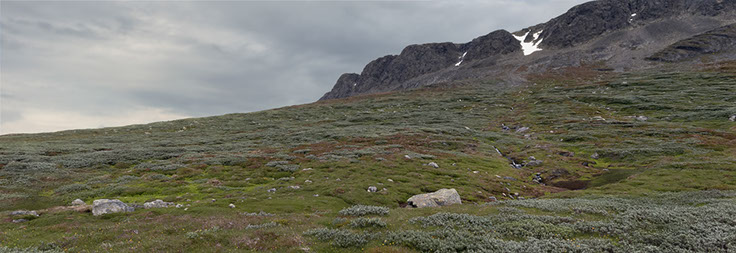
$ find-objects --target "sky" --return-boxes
[0,0,588,135]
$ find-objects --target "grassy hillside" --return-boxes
[1,62,735,252]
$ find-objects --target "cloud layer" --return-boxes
[1,0,588,134]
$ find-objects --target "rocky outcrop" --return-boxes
[647,23,736,62]
[320,31,519,100]
[319,0,736,101]
[407,188,462,208]
[540,0,736,49]
[92,199,134,216]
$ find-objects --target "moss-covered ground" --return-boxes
[1,62,735,252]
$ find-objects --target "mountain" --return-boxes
[320,0,736,100]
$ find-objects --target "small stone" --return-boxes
[367,186,378,192]
[488,196,498,202]
[591,153,600,159]
[184,208,189,211]
[313,194,319,197]
[305,180,313,183]
[289,185,301,190]
[176,204,183,208]
[387,178,394,182]
[730,115,736,122]
[12,219,28,223]
[71,199,86,206]
[404,155,411,159]
[427,162,439,168]
[516,127,530,133]
[336,178,341,181]
[211,199,216,203]
[635,116,648,121]
[267,188,277,193]
[302,168,313,171]
[229,204,236,208]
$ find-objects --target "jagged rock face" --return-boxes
[320,30,519,100]
[540,0,736,49]
[648,23,736,62]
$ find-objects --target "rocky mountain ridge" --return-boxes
[320,0,736,100]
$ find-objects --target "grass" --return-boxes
[0,62,735,252]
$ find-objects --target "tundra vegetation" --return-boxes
[1,63,735,252]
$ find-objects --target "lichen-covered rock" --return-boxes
[407,189,462,208]
[92,199,134,216]
[71,199,86,206]
[10,210,38,217]
[143,199,174,209]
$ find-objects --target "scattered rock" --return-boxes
[302,168,313,171]
[558,151,575,157]
[92,199,134,216]
[305,180,313,183]
[267,188,277,193]
[175,204,184,208]
[501,124,511,131]
[592,116,606,121]
[404,155,412,159]
[406,188,462,208]
[387,179,394,182]
[367,186,378,193]
[730,115,736,122]
[143,199,174,209]
[591,153,600,159]
[12,219,28,223]
[71,199,86,206]
[10,210,38,217]
[488,196,498,202]
[427,162,439,168]
[289,185,301,190]
[532,173,544,185]
[525,156,543,167]
[503,176,517,181]
[635,116,648,121]
[516,127,530,133]
[229,204,236,208]
[582,161,597,167]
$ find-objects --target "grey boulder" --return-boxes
[407,188,462,208]
[92,199,134,216]
[10,210,38,217]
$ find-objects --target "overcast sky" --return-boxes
[0,0,588,134]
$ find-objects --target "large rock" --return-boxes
[10,210,38,217]
[143,199,174,209]
[92,199,134,216]
[407,188,462,208]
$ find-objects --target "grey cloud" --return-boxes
[0,0,588,134]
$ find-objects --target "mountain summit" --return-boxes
[320,0,736,100]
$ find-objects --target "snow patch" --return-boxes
[352,83,357,87]
[455,51,468,67]
[513,30,544,56]
[629,13,637,23]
